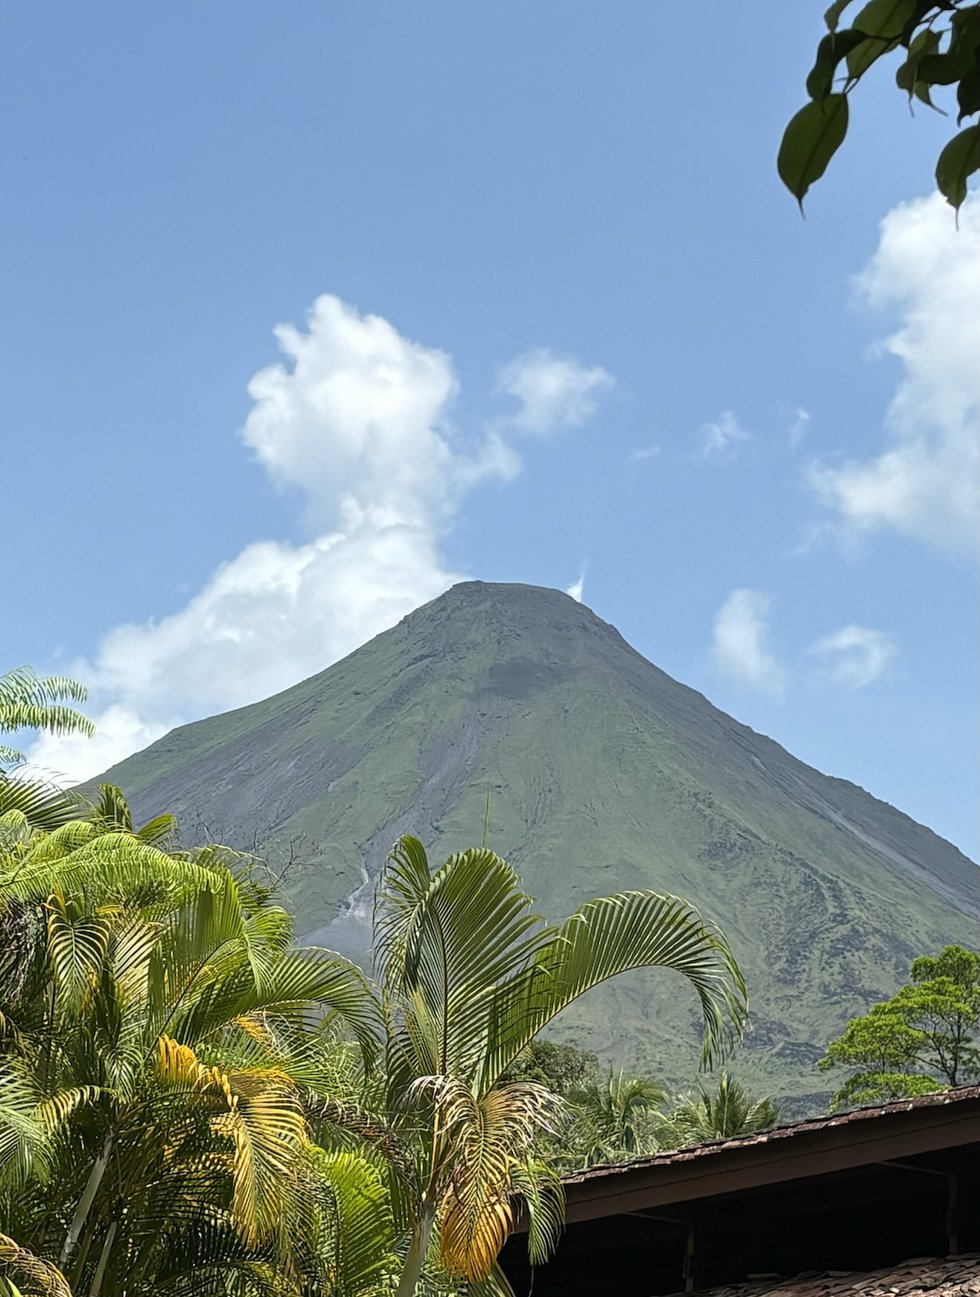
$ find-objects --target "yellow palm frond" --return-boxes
[413,1079,562,1281]
[0,1234,70,1297]
[224,1086,307,1245]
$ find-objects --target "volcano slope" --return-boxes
[94,582,979,1109]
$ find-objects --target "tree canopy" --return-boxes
[819,944,980,1109]
[779,0,980,210]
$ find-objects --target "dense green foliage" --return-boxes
[0,789,380,1297]
[503,1041,598,1095]
[92,583,980,1108]
[819,945,980,1108]
[780,1,980,210]
[564,1072,668,1165]
[0,778,748,1297]
[508,1043,780,1169]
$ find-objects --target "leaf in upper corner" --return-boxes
[896,28,941,96]
[777,95,850,208]
[850,0,918,39]
[935,123,980,209]
[808,30,873,99]
[957,62,980,124]
[825,0,856,33]
[918,51,971,87]
[846,0,918,80]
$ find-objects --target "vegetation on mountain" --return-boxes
[93,583,980,1108]
[0,786,747,1297]
[504,1044,781,1169]
[819,944,980,1109]
[780,0,980,210]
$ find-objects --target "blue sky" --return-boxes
[3,2,977,858]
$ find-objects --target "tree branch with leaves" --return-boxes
[819,944,980,1109]
[779,0,980,210]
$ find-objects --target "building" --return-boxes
[501,1086,980,1297]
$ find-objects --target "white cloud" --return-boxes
[629,444,662,463]
[809,624,897,690]
[28,707,170,785]
[243,295,459,529]
[566,571,586,603]
[789,407,810,449]
[29,296,604,782]
[712,589,785,699]
[497,348,613,433]
[809,194,980,558]
[696,410,749,461]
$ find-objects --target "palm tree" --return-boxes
[0,787,381,1297]
[658,1071,780,1146]
[568,1071,668,1166]
[354,836,747,1296]
[1,816,749,1297]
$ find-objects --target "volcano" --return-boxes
[95,582,979,1109]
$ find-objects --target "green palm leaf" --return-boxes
[0,667,94,767]
[481,890,747,1089]
[45,895,113,1010]
[377,841,546,1081]
[311,1149,399,1297]
[0,779,85,833]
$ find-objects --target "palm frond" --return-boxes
[377,841,545,1082]
[310,1148,398,1296]
[481,891,747,1088]
[0,667,94,767]
[0,778,85,833]
[308,1095,420,1207]
[0,1070,49,1188]
[224,1083,307,1246]
[0,1235,70,1297]
[662,1071,781,1143]
[205,950,382,1064]
[419,1080,563,1282]
[509,1158,564,1267]
[45,895,113,1010]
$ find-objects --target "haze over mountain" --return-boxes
[95,582,979,1109]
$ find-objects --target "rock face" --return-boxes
[95,581,980,1108]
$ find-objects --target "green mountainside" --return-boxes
[95,581,980,1110]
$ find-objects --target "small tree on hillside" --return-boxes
[504,1040,598,1095]
[820,944,980,1110]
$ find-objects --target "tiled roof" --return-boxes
[669,1254,980,1297]
[564,1085,980,1185]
